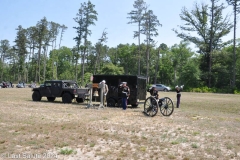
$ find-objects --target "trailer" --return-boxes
[92,75,147,107]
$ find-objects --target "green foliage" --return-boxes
[174,1,233,88]
[1,0,240,94]
[59,148,74,155]
[233,89,240,94]
[100,63,124,75]
[83,72,92,86]
[187,86,237,94]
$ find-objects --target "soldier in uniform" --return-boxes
[120,82,130,110]
[175,85,184,108]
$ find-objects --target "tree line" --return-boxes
[0,0,239,92]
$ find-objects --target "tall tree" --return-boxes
[36,17,48,82]
[170,41,195,85]
[226,0,240,88]
[26,26,38,81]
[154,43,167,84]
[7,46,18,81]
[127,0,147,75]
[48,21,61,80]
[81,0,98,86]
[0,40,10,80]
[94,29,108,74]
[73,3,85,81]
[59,25,68,49]
[14,25,28,81]
[174,1,233,87]
[141,9,161,83]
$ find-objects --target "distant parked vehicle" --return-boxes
[148,84,171,92]
[28,83,36,88]
[16,83,25,88]
[0,82,13,88]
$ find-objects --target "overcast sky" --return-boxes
[0,0,235,50]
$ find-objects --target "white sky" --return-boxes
[0,0,236,50]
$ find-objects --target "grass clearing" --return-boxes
[0,88,240,159]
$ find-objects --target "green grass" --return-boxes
[59,148,74,155]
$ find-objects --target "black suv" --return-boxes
[32,80,88,103]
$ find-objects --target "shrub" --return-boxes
[60,148,74,155]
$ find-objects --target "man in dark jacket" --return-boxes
[120,82,130,110]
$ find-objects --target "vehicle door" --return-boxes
[41,82,52,97]
[51,82,61,96]
[156,84,163,91]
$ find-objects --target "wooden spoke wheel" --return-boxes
[143,97,158,117]
[159,97,174,116]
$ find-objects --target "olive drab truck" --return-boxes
[92,75,147,107]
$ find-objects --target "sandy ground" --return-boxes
[0,88,240,160]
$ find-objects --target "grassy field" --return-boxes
[0,88,240,160]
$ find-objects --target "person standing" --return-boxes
[120,82,130,110]
[175,85,184,108]
[101,80,108,107]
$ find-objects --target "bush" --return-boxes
[233,89,240,94]
[187,86,239,94]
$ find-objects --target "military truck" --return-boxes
[92,75,147,107]
[32,80,89,103]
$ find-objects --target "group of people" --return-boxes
[100,80,130,110]
[149,84,184,108]
[100,79,183,109]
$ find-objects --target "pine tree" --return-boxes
[226,0,240,88]
[127,0,147,75]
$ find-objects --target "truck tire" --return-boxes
[62,93,73,103]
[131,104,138,107]
[32,91,42,101]
[76,98,84,103]
[107,98,116,107]
[118,99,122,108]
[47,97,56,102]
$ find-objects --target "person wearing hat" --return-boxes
[120,82,130,110]
[101,80,108,107]
[175,85,184,108]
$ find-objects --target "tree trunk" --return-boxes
[75,57,78,81]
[43,46,46,82]
[37,49,41,83]
[51,41,54,79]
[94,46,100,75]
[146,46,149,84]
[81,49,86,87]
[138,22,141,76]
[232,3,237,88]
[208,0,214,88]
[154,49,160,84]
[54,39,58,80]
